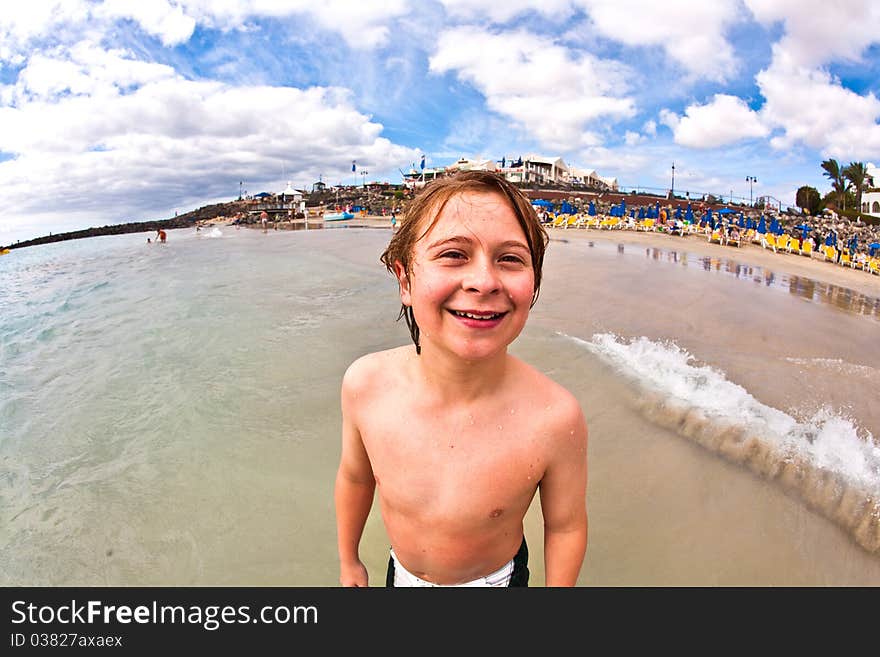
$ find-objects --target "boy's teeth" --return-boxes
[453,310,499,319]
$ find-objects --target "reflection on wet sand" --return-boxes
[621,243,880,320]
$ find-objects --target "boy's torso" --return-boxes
[354,347,561,583]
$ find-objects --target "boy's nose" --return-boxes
[463,260,501,294]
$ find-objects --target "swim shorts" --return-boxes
[385,537,529,587]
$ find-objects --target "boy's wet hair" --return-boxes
[380,170,550,354]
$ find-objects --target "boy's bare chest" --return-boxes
[359,401,547,509]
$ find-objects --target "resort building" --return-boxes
[861,163,880,217]
[517,154,568,185]
[445,156,498,174]
[402,153,614,191]
[568,166,610,189]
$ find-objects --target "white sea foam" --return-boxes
[566,332,880,493]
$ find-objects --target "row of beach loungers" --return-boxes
[546,213,880,276]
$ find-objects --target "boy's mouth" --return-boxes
[448,309,507,321]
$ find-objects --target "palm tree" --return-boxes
[821,158,849,211]
[843,161,868,214]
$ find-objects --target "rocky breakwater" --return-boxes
[4,201,249,251]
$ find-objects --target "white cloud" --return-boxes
[579,0,742,81]
[429,26,635,151]
[660,94,769,148]
[438,0,573,23]
[437,0,743,82]
[0,0,410,58]
[181,0,411,49]
[745,0,880,69]
[98,0,197,46]
[741,2,880,159]
[0,51,418,235]
[642,119,657,136]
[624,131,644,146]
[757,50,880,159]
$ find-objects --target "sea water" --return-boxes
[1,226,879,585]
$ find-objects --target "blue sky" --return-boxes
[2,0,880,244]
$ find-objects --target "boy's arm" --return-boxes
[334,369,376,587]
[538,397,588,587]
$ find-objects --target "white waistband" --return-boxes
[390,549,514,587]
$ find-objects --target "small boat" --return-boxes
[323,212,354,221]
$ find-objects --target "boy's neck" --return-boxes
[412,344,509,402]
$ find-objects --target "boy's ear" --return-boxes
[393,260,412,306]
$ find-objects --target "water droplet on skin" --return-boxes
[510,408,516,415]
[497,425,503,431]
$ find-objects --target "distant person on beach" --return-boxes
[260,211,268,231]
[156,229,166,243]
[390,209,397,229]
[335,170,588,587]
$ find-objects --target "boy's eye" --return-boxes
[439,250,466,259]
[500,254,526,264]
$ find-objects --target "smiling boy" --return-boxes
[335,171,588,587]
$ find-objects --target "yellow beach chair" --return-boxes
[800,240,813,257]
[708,229,722,244]
[585,216,600,229]
[637,218,655,232]
[823,246,837,262]
[775,234,789,253]
[868,258,879,275]
[761,233,777,252]
[840,252,851,267]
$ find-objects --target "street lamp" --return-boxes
[361,169,369,189]
[670,161,675,198]
[746,176,757,207]
[239,181,243,200]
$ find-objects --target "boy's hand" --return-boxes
[340,560,370,587]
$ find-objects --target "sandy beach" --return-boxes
[546,224,880,297]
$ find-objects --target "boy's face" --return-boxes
[395,190,535,362]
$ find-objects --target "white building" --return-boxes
[861,163,880,216]
[402,153,614,191]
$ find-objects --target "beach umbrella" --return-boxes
[795,223,812,241]
[757,215,766,234]
[674,207,682,219]
[738,213,746,228]
[868,242,879,255]
[849,235,858,254]
[588,201,596,216]
[638,207,645,219]
[685,203,693,222]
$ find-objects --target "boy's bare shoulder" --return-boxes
[342,346,414,395]
[510,356,586,432]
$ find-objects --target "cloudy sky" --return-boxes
[2,0,880,244]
